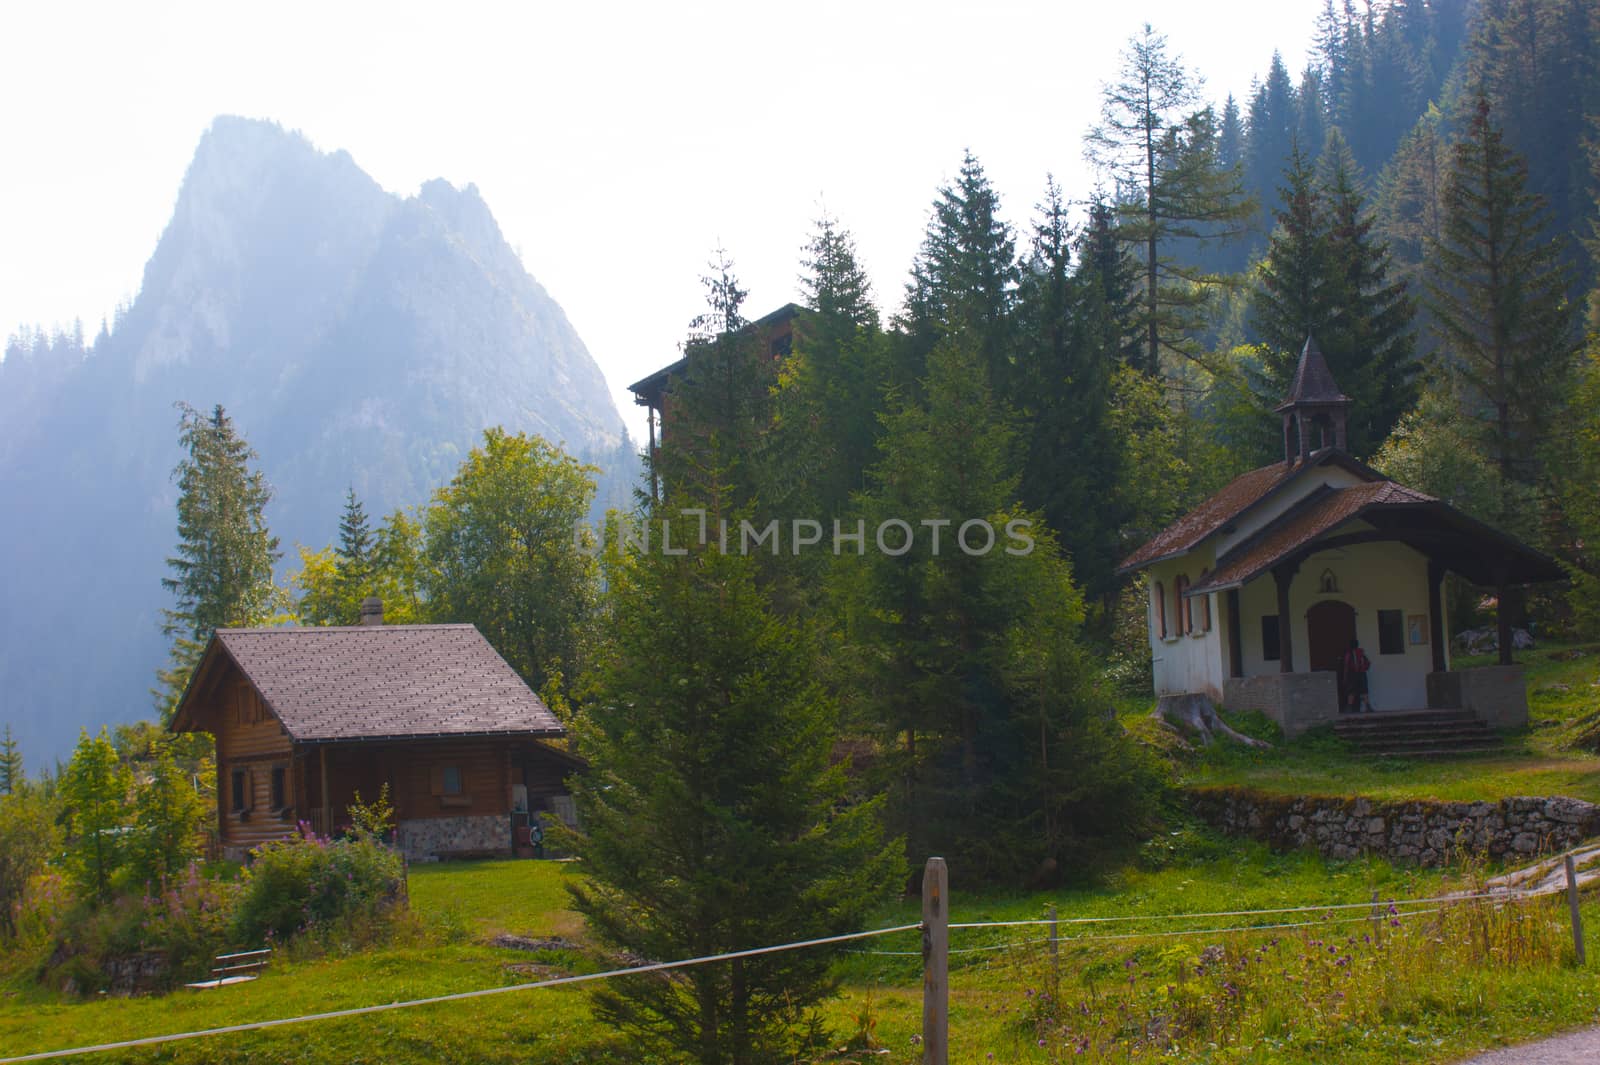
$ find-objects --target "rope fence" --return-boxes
[0,856,1582,1065]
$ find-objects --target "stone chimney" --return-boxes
[359,597,383,626]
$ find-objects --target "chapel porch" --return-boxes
[1222,665,1528,743]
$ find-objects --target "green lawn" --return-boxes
[4,845,1600,1064]
[1184,644,1600,804]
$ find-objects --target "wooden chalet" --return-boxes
[170,602,579,860]
[627,302,801,499]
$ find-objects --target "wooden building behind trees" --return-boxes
[170,602,579,860]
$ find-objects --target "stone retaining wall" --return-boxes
[1189,786,1600,866]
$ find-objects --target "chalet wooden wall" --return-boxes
[211,676,296,851]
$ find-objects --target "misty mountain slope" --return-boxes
[0,116,634,765]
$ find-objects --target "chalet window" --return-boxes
[1378,609,1405,655]
[432,765,466,802]
[1198,570,1213,632]
[1153,582,1167,639]
[1174,575,1190,635]
[1262,615,1281,661]
[231,769,248,813]
[270,767,287,811]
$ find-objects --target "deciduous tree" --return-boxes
[423,430,597,708]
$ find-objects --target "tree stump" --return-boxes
[1154,693,1272,749]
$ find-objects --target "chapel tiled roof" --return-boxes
[1188,481,1436,594]
[1117,449,1385,574]
[203,624,563,743]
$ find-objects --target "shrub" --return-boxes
[41,864,238,993]
[230,828,405,945]
[0,789,60,940]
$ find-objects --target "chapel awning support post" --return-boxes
[1273,562,1296,673]
[1428,560,1447,673]
[1496,572,1514,666]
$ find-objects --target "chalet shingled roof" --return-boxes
[1273,335,1350,412]
[177,624,563,743]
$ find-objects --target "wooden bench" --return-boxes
[185,947,272,989]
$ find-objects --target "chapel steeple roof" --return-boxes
[1274,335,1351,463]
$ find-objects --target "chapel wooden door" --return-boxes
[1306,600,1357,708]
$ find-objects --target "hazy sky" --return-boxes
[1,1,1317,442]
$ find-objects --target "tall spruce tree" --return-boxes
[1251,135,1417,456]
[1087,26,1253,377]
[1318,130,1418,452]
[567,275,897,1061]
[157,404,280,719]
[1251,140,1335,385]
[1461,0,1600,291]
[899,151,1019,396]
[791,215,885,516]
[1245,52,1300,233]
[848,331,1157,880]
[1428,98,1579,529]
[1015,179,1122,609]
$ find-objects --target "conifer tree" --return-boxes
[1245,52,1300,230]
[849,332,1158,879]
[157,404,280,719]
[1251,140,1335,384]
[0,725,22,795]
[899,151,1018,395]
[1251,135,1417,455]
[1015,180,1121,608]
[334,487,374,608]
[789,215,886,519]
[567,275,897,1061]
[1428,99,1579,527]
[1087,26,1253,377]
[1318,130,1418,452]
[60,729,133,902]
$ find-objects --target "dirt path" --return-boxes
[1480,843,1600,897]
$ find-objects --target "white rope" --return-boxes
[1055,906,1443,944]
[946,889,1522,930]
[852,905,1453,955]
[0,923,923,1064]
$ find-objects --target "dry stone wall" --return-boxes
[1190,786,1600,866]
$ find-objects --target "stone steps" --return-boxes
[1332,708,1506,758]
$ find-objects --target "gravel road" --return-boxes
[1456,1028,1600,1064]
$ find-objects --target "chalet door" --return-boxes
[1307,600,1357,709]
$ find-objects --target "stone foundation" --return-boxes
[396,814,511,860]
[1459,666,1528,729]
[1223,672,1338,738]
[1190,786,1600,866]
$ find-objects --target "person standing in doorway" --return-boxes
[1342,638,1374,713]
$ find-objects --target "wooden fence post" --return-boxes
[1565,854,1585,966]
[922,857,948,1065]
[1047,904,1059,1002]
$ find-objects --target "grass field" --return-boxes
[3,842,1600,1064]
[1183,644,1600,804]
